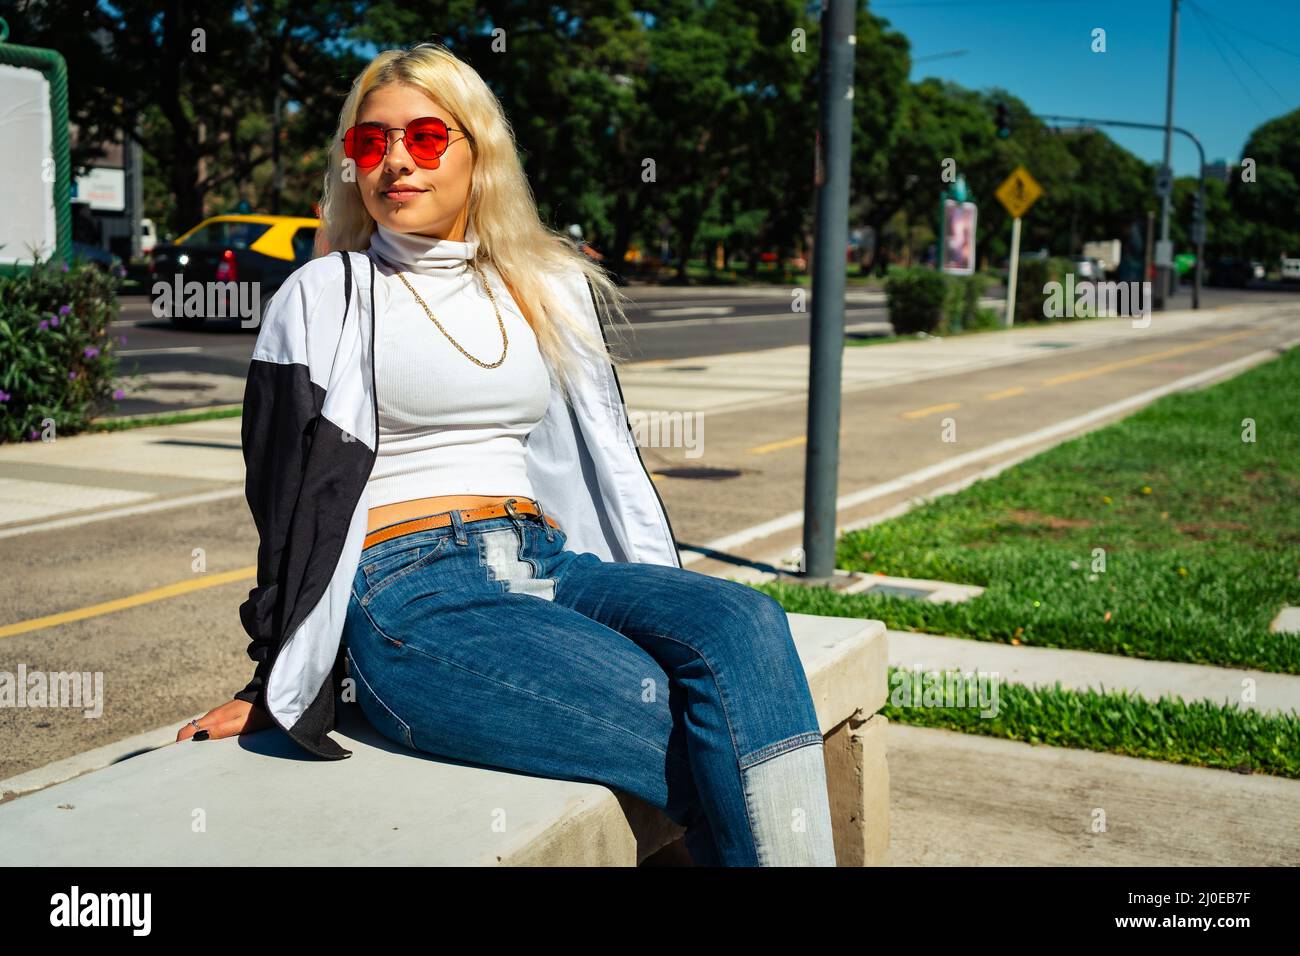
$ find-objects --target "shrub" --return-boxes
[966,306,1003,331]
[885,266,947,335]
[0,255,127,443]
[940,273,988,334]
[1014,257,1053,325]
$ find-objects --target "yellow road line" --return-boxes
[748,434,808,454]
[0,566,256,640]
[902,401,961,420]
[984,386,1027,401]
[1040,329,1259,387]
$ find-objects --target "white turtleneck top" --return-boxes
[364,222,552,508]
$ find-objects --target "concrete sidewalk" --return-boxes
[616,299,1246,416]
[888,723,1300,865]
[0,300,1262,534]
[0,417,245,531]
[886,629,1300,716]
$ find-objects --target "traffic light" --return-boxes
[995,102,1011,139]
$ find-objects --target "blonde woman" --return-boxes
[180,42,836,867]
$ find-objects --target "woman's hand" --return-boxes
[176,698,275,743]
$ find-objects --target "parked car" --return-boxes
[140,217,157,256]
[1281,257,1300,283]
[149,214,319,329]
[1207,257,1260,288]
[70,241,122,274]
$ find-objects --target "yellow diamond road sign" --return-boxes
[995,166,1043,219]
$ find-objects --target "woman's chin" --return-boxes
[373,207,440,232]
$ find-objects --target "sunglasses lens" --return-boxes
[405,118,450,161]
[344,125,387,168]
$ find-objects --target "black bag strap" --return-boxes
[338,249,352,322]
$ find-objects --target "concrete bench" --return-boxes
[0,613,889,866]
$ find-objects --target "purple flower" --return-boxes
[50,315,60,327]
[59,304,71,316]
[60,262,69,273]
[0,389,10,403]
[113,388,125,400]
[83,346,100,359]
[68,371,78,380]
[29,428,39,440]
[38,319,50,331]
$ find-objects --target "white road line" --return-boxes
[628,307,883,330]
[678,336,1300,566]
[0,487,247,540]
[648,306,736,317]
[117,346,205,355]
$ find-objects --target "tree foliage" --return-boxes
[2,0,1291,273]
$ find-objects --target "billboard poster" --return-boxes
[942,199,978,275]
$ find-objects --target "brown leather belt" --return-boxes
[363,497,559,550]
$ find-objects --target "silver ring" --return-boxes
[190,719,202,729]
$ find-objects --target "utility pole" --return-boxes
[1155,0,1180,310]
[1035,113,1206,310]
[1145,210,1155,287]
[801,0,855,583]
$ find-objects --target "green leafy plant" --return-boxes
[0,255,128,443]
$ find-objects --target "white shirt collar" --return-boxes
[368,220,479,276]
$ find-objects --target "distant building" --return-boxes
[70,122,143,261]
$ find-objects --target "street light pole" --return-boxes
[801,0,856,583]
[1156,0,1180,310]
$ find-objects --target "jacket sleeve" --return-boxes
[232,270,327,708]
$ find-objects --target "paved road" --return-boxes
[0,294,1296,783]
[107,283,1296,417]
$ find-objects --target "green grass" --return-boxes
[881,668,1300,778]
[759,345,1300,673]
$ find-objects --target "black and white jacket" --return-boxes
[233,248,681,760]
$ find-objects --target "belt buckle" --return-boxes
[503,497,521,520]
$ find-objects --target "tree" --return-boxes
[1229,108,1300,260]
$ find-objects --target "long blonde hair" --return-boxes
[318,41,636,404]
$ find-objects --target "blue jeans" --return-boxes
[341,504,837,866]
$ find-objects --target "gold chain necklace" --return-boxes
[395,260,508,369]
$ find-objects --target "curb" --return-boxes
[0,717,198,804]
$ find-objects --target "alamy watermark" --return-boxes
[49,886,150,935]
[0,665,104,718]
[1043,273,1152,328]
[889,666,1002,718]
[151,274,262,328]
[619,405,704,458]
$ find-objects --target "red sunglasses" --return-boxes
[341,116,471,170]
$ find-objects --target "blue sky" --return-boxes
[872,0,1300,175]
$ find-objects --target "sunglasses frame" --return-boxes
[341,116,472,170]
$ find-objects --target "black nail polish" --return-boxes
[193,730,209,741]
